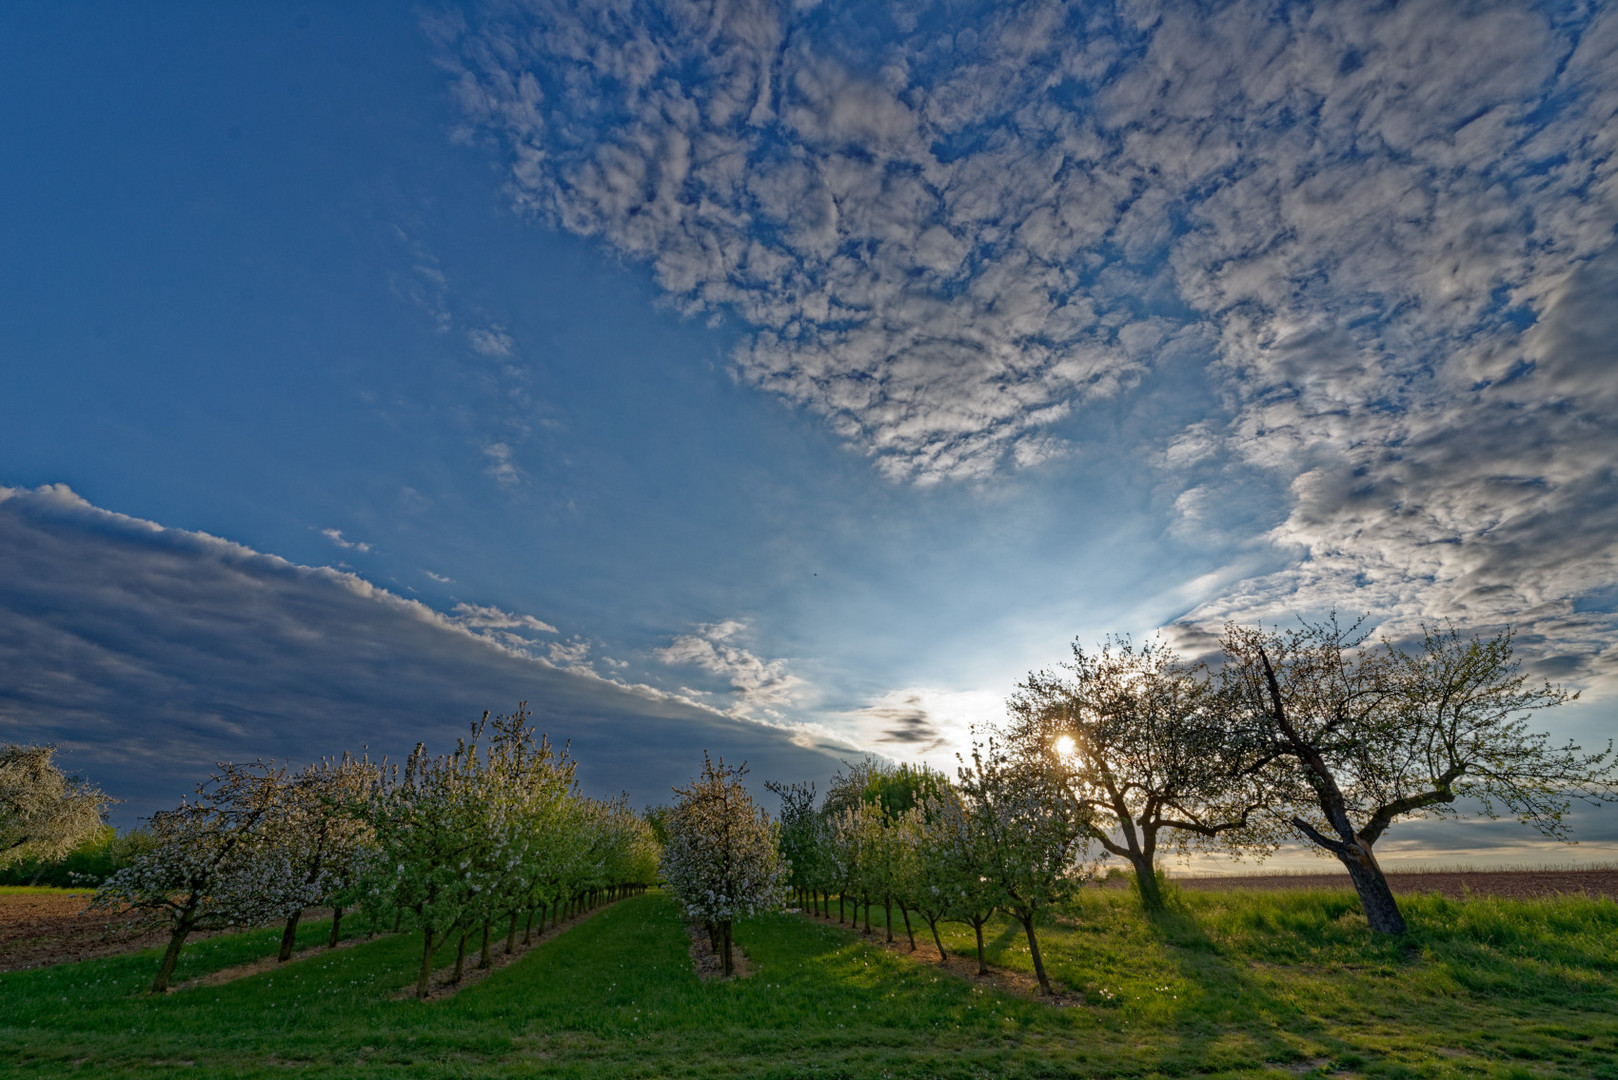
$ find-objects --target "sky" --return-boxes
[2,0,1615,868]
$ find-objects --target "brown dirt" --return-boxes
[0,896,338,976]
[796,907,1083,1006]
[684,919,753,981]
[0,893,171,973]
[1170,868,1618,901]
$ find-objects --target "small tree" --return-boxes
[264,752,379,960]
[366,728,491,998]
[91,762,288,993]
[1007,637,1273,913]
[906,794,961,959]
[927,786,1001,976]
[1,744,112,868]
[765,779,827,912]
[1221,617,1615,935]
[957,739,1095,995]
[661,753,785,976]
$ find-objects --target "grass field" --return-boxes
[1,886,1613,1079]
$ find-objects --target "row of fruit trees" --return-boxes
[91,706,660,996]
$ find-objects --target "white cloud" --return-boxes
[655,619,805,716]
[467,325,515,357]
[482,441,522,487]
[319,528,371,553]
[439,0,1618,684]
[424,570,453,583]
[447,601,557,636]
[547,636,592,668]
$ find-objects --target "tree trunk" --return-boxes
[1018,912,1052,995]
[452,932,468,983]
[1339,844,1407,934]
[393,909,403,933]
[150,921,191,994]
[1130,853,1165,914]
[927,915,947,960]
[1259,646,1407,937]
[972,919,988,976]
[862,894,871,934]
[478,921,492,969]
[838,892,845,924]
[416,927,436,999]
[883,898,894,943]
[328,905,343,948]
[278,910,302,962]
[524,908,535,945]
[900,904,915,950]
[719,919,734,977]
[507,912,519,953]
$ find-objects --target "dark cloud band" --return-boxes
[0,486,851,824]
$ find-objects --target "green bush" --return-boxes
[0,825,152,887]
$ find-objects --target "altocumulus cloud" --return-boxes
[0,485,853,821]
[656,620,806,718]
[434,0,1618,687]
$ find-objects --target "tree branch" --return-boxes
[1289,816,1352,856]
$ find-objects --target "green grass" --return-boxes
[0,886,91,896]
[1,888,1613,1078]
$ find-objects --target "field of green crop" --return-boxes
[2,887,1614,1079]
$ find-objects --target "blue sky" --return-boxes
[3,1,1615,865]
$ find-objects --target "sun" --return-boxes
[1054,734,1077,758]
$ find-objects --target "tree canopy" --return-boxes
[1220,616,1615,934]
[0,743,111,868]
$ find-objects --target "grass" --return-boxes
[0,886,91,896]
[1,887,1613,1078]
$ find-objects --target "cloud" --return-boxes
[1172,244,1618,688]
[655,620,805,716]
[445,601,557,635]
[466,324,515,357]
[436,0,1618,683]
[0,485,854,822]
[836,686,1005,777]
[319,528,371,553]
[424,570,453,583]
[482,441,522,486]
[547,636,592,669]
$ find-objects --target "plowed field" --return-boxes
[0,893,165,973]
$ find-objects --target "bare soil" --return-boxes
[1169,867,1618,901]
[0,896,336,976]
[0,893,170,973]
